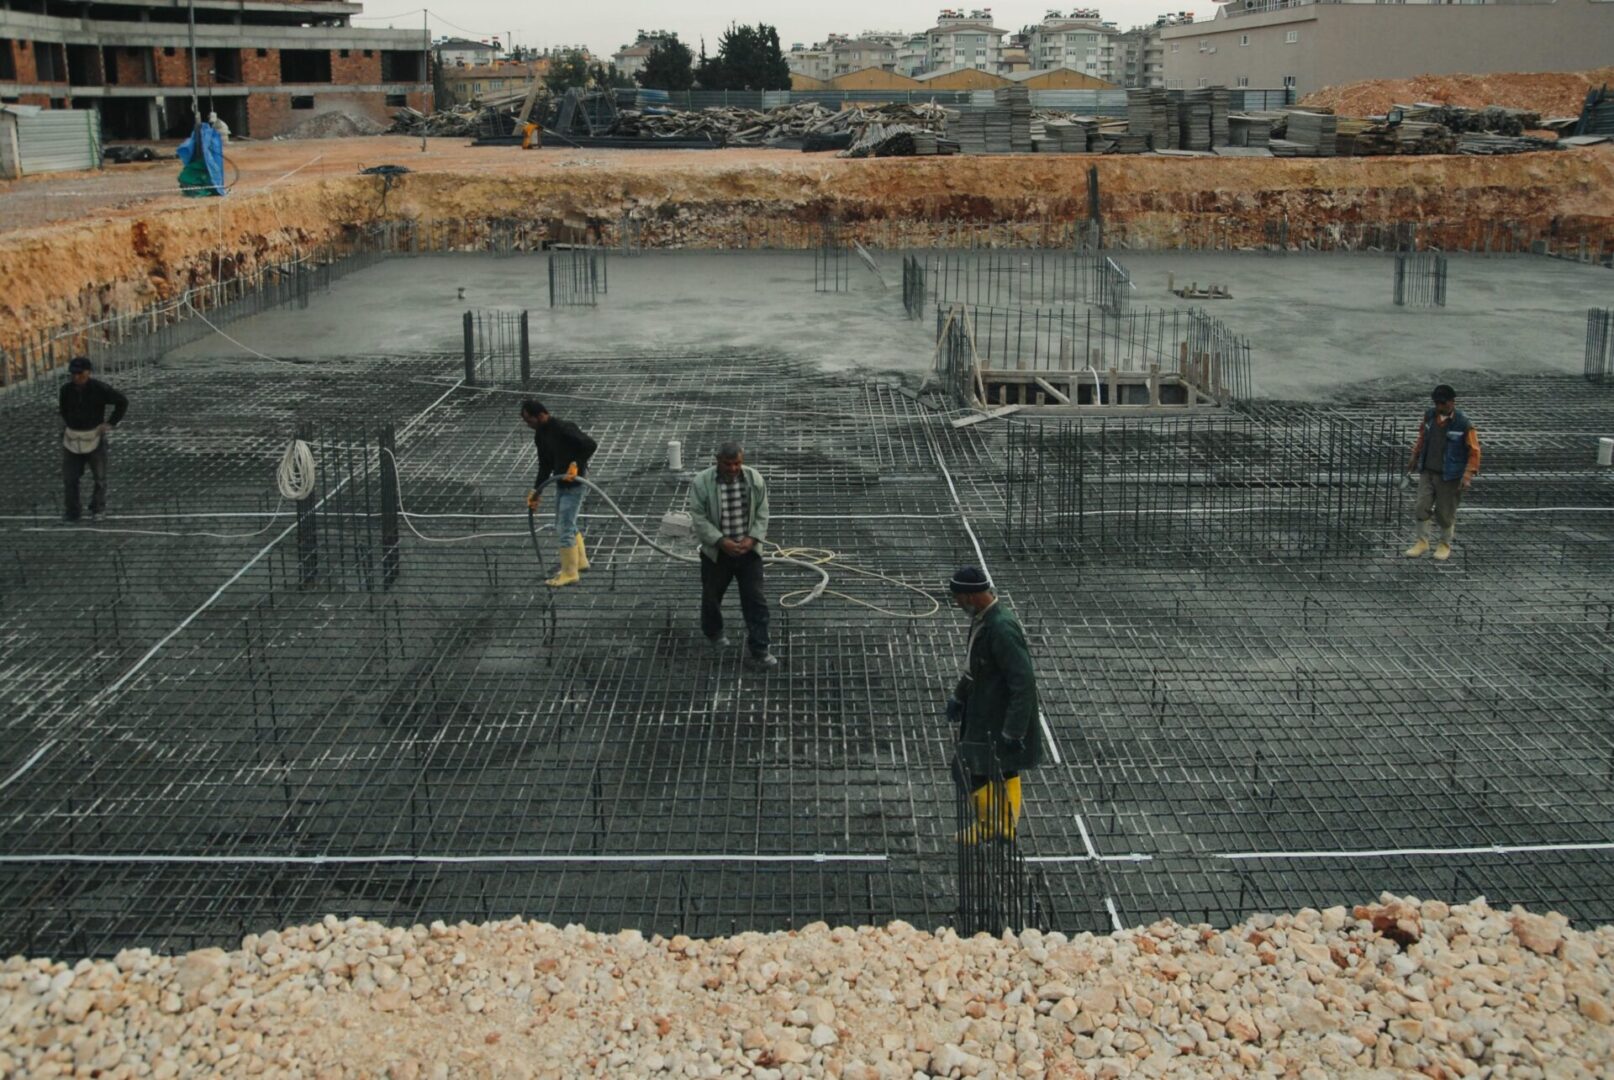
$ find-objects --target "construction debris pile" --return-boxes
[5,896,1614,1077]
[276,110,388,140]
[390,104,492,139]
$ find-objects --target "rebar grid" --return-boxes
[5,305,1614,954]
[1393,251,1449,308]
[1588,309,1613,383]
[903,250,1130,312]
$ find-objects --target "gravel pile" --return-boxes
[3,895,1612,1077]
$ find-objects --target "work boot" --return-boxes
[1433,542,1452,561]
[575,533,590,572]
[955,784,996,845]
[999,775,1023,842]
[546,542,581,588]
[707,634,733,651]
[1403,522,1431,558]
[745,651,779,671]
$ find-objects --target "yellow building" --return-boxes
[829,67,920,91]
[1006,67,1115,90]
[911,67,1010,91]
[791,73,831,91]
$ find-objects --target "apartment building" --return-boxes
[895,34,930,77]
[0,0,429,140]
[831,36,898,76]
[786,39,837,83]
[1026,9,1119,83]
[611,31,674,83]
[923,10,1006,73]
[1161,0,1614,97]
[434,38,497,68]
[1113,13,1188,88]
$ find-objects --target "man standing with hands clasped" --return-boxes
[1404,384,1481,562]
[59,356,128,524]
[945,566,1041,843]
[688,442,778,670]
[521,400,597,588]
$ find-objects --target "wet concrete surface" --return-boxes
[167,250,1612,402]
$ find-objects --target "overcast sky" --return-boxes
[357,2,1196,58]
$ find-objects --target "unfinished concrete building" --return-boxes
[0,0,430,139]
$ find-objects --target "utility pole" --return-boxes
[186,0,200,132]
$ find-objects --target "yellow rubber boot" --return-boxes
[546,542,581,588]
[999,776,1022,841]
[575,533,590,572]
[956,784,995,845]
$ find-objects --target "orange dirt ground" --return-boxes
[1302,67,1614,118]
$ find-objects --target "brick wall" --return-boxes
[241,47,278,85]
[109,46,150,86]
[331,48,381,84]
[246,89,419,136]
[11,40,40,84]
[152,46,191,88]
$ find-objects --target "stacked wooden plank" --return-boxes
[1227,114,1273,147]
[993,85,1034,153]
[1127,88,1173,150]
[1281,110,1338,156]
[951,111,988,154]
[1210,87,1231,146]
[1041,118,1096,153]
[1177,89,1213,151]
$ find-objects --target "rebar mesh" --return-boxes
[904,250,1131,312]
[1587,309,1613,383]
[1393,252,1449,308]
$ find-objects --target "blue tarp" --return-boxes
[176,123,226,197]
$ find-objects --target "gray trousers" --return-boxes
[63,445,109,519]
[1414,470,1463,538]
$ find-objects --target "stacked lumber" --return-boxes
[1227,114,1273,147]
[1042,118,1096,153]
[1457,132,1561,155]
[992,85,1034,153]
[1127,88,1173,150]
[1177,89,1213,151]
[1281,109,1339,155]
[1210,86,1231,146]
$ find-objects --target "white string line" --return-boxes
[0,852,889,866]
[1215,840,1614,861]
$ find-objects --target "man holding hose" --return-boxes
[688,442,778,670]
[522,400,597,588]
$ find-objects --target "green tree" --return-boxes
[698,23,789,91]
[543,49,592,93]
[638,34,695,91]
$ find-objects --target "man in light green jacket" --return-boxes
[688,442,777,670]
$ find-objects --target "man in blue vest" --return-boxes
[1404,384,1481,562]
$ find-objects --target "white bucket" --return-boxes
[1599,437,1614,467]
[667,439,683,471]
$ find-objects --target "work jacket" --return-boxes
[532,417,597,488]
[954,602,1042,774]
[688,465,770,563]
[1411,408,1480,482]
[59,378,128,432]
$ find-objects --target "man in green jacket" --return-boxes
[946,566,1041,842]
[688,442,777,670]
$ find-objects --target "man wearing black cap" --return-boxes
[1404,384,1480,562]
[58,357,128,523]
[945,566,1041,842]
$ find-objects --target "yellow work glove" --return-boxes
[563,462,579,482]
[526,490,539,511]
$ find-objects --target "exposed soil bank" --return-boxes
[3,145,1612,355]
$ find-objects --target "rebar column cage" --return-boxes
[462,309,531,387]
[1394,252,1448,308]
[1587,309,1614,383]
[617,213,643,257]
[905,250,1132,311]
[933,303,1254,407]
[1263,217,1290,254]
[292,419,403,591]
[1001,411,1403,559]
[814,220,849,293]
[548,246,606,308]
[954,755,1032,936]
[903,256,928,320]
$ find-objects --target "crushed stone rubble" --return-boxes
[2,895,1612,1078]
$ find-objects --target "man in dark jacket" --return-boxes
[58,357,128,522]
[1404,384,1481,562]
[521,400,597,587]
[945,566,1041,843]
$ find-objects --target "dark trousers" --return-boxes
[63,445,108,520]
[952,757,1019,794]
[700,550,770,657]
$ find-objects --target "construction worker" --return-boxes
[59,357,128,523]
[521,400,596,587]
[945,566,1041,843]
[687,442,778,670]
[1404,384,1480,562]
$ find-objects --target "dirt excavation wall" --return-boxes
[3,147,1613,355]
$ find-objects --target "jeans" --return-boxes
[700,549,770,657]
[553,481,584,547]
[63,445,108,520]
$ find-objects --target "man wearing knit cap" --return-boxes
[945,566,1041,843]
[59,356,128,523]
